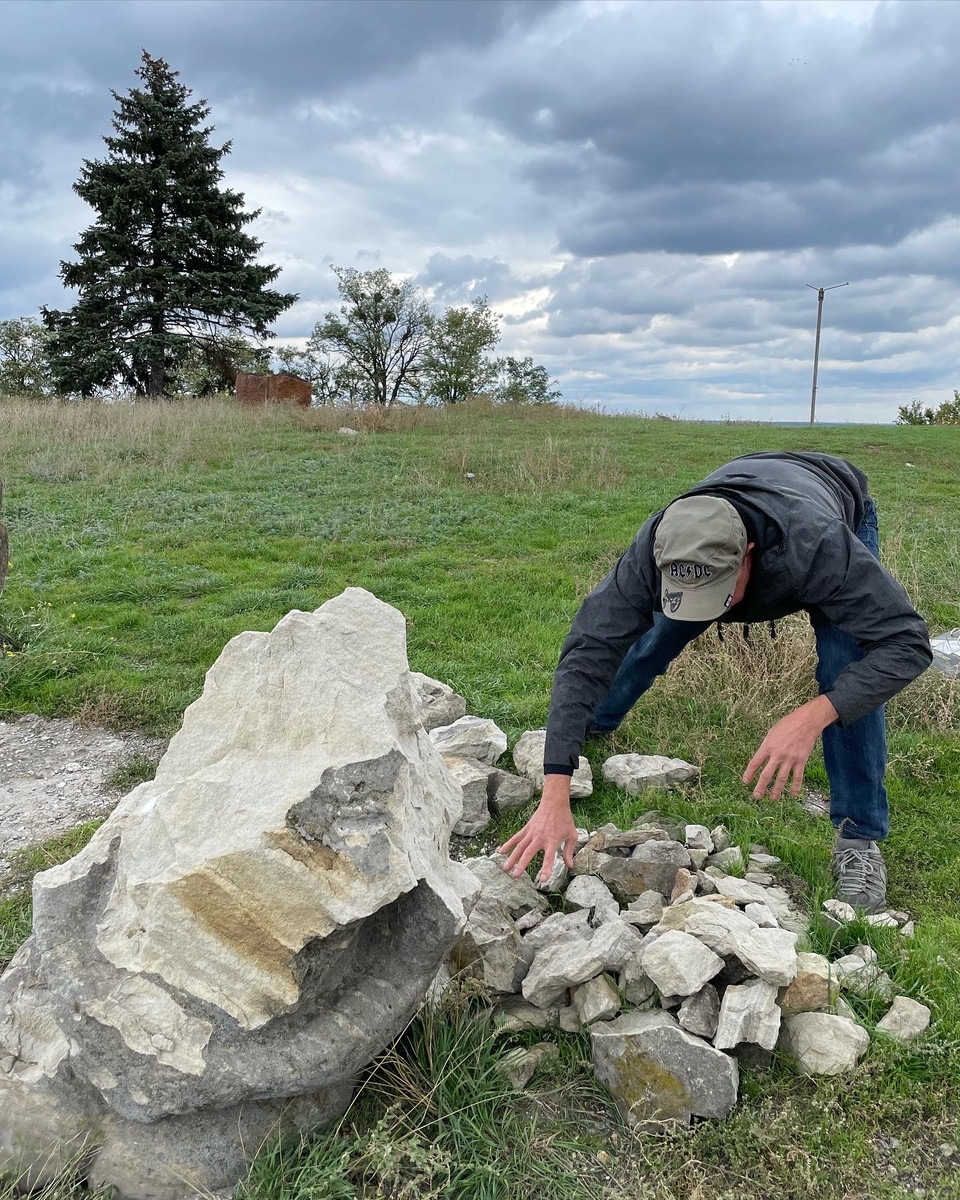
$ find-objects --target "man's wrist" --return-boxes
[541,773,573,808]
[806,694,839,731]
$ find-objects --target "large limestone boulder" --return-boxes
[0,588,478,1199]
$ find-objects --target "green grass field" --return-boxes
[1,398,959,1199]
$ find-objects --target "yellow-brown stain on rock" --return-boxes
[607,1043,691,1125]
[168,870,294,983]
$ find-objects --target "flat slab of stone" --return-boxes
[463,854,549,918]
[601,754,699,795]
[591,1010,738,1126]
[486,768,536,814]
[443,756,493,836]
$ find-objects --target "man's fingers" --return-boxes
[537,846,557,884]
[752,758,778,800]
[790,761,806,797]
[743,747,768,785]
[513,841,547,878]
[563,839,576,869]
[501,837,530,873]
[497,829,525,857]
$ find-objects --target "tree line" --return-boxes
[0,53,558,407]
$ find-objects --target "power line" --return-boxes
[806,282,848,426]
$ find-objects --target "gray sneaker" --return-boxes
[831,837,888,913]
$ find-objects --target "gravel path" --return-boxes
[0,714,166,871]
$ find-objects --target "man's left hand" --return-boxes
[743,694,838,800]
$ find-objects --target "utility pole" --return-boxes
[806,282,848,426]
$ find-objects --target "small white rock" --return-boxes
[875,996,931,1042]
[823,898,856,924]
[744,903,779,929]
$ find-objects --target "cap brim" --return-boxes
[660,571,739,622]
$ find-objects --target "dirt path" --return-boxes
[0,714,166,872]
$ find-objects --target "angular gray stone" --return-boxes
[591,1010,739,1126]
[443,756,493,836]
[0,589,478,1197]
[875,997,931,1042]
[430,715,507,765]
[593,915,647,972]
[410,672,467,732]
[619,954,657,1007]
[495,1041,559,1090]
[685,824,714,852]
[711,825,731,852]
[463,854,550,918]
[570,846,612,876]
[640,930,724,997]
[709,846,744,872]
[601,753,700,795]
[486,768,536,814]
[521,909,592,952]
[823,898,856,924]
[513,729,593,798]
[598,854,655,902]
[780,1013,870,1075]
[744,903,779,928]
[834,955,893,999]
[565,874,619,923]
[535,855,569,894]
[778,953,836,1014]
[745,871,775,887]
[677,985,720,1039]
[521,937,608,1008]
[628,839,692,897]
[572,974,621,1025]
[714,980,781,1051]
[626,890,664,927]
[494,996,560,1033]
[449,896,524,994]
[685,907,798,986]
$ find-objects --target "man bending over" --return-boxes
[500,451,931,913]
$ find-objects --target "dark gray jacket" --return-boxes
[543,452,932,773]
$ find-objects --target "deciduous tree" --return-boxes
[417,297,500,405]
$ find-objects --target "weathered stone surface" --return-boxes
[430,715,507,765]
[709,846,744,872]
[714,980,781,1051]
[629,840,692,897]
[823,898,856,924]
[521,909,592,952]
[486,768,536,814]
[513,730,593,798]
[0,589,478,1196]
[745,870,775,887]
[865,912,899,928]
[713,877,804,931]
[601,754,699,795]
[594,915,647,972]
[627,890,664,926]
[535,855,569,894]
[670,868,696,905]
[711,825,731,852]
[463,854,549,918]
[494,996,560,1033]
[778,953,835,1013]
[619,954,657,1007]
[875,996,931,1042]
[640,930,724,997]
[651,895,738,934]
[443,756,493,835]
[834,955,893,999]
[591,1010,739,1126]
[449,896,524,993]
[748,852,781,869]
[780,1013,870,1075]
[496,1041,559,1090]
[744,903,779,928]
[684,824,714,852]
[685,907,798,986]
[565,875,619,923]
[677,985,720,1039]
[573,974,620,1024]
[598,854,656,902]
[521,937,608,1008]
[410,672,467,732]
[570,846,612,876]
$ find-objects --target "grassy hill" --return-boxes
[1,398,959,1198]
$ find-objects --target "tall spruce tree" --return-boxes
[48,52,296,397]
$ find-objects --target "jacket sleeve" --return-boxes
[800,525,932,724]
[543,529,658,773]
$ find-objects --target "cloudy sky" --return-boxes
[2,0,959,421]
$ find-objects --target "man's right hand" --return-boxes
[497,774,578,884]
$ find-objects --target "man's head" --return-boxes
[654,496,752,621]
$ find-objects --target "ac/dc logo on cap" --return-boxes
[669,562,713,581]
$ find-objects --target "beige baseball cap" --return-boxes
[654,496,747,621]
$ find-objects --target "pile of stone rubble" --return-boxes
[438,793,931,1127]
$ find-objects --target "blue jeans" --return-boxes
[591,498,888,842]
